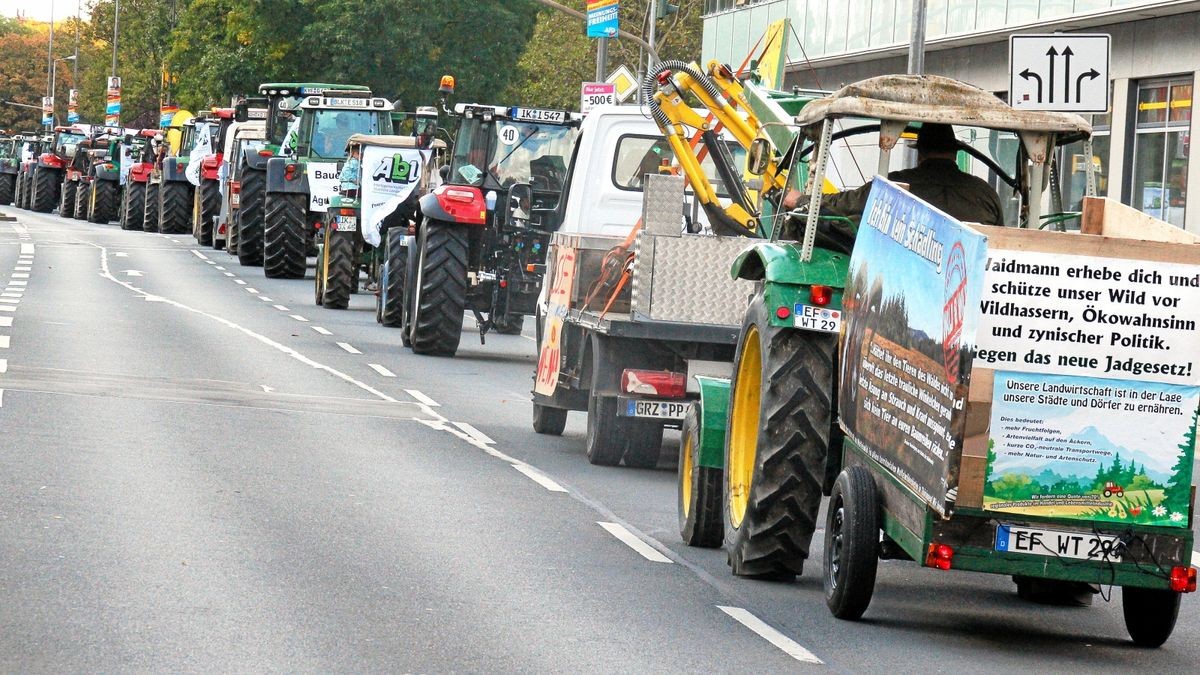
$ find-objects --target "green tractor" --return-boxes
[230,83,374,270]
[314,110,445,312]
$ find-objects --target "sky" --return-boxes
[0,0,87,24]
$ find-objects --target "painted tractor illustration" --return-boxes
[1103,481,1126,499]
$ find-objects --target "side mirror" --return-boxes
[506,182,532,225]
[233,102,248,123]
[747,137,772,176]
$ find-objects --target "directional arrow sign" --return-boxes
[1010,34,1110,112]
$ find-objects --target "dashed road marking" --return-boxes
[1,293,21,298]
[223,272,235,277]
[11,273,28,279]
[513,464,567,493]
[336,342,361,354]
[1193,551,1199,569]
[0,305,14,312]
[8,280,26,286]
[405,389,440,407]
[311,326,332,335]
[0,317,10,327]
[453,422,494,445]
[123,270,143,277]
[272,304,290,311]
[717,606,823,664]
[0,358,6,373]
[367,363,395,377]
[259,296,273,302]
[235,280,247,285]
[0,298,19,304]
[113,252,128,257]
[246,288,259,294]
[290,314,309,322]
[0,388,4,407]
[14,266,31,272]
[192,251,208,260]
[205,260,216,265]
[0,336,9,349]
[597,522,673,564]
[215,266,225,270]
[20,244,33,254]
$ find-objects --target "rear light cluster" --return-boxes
[284,163,299,181]
[810,284,833,307]
[258,149,273,157]
[621,369,686,399]
[338,207,355,216]
[925,543,954,571]
[433,185,486,225]
[1169,566,1197,593]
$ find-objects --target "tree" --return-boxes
[1163,407,1198,514]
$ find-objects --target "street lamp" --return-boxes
[49,55,76,127]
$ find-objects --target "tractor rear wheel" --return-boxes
[197,177,221,246]
[408,220,467,356]
[13,171,24,208]
[121,181,145,230]
[73,183,88,220]
[377,227,407,327]
[263,192,308,279]
[142,182,160,232]
[0,173,15,205]
[31,167,57,213]
[158,181,192,234]
[89,180,117,223]
[319,228,354,309]
[237,168,266,266]
[679,404,724,547]
[59,180,77,218]
[723,291,835,579]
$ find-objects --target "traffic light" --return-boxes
[656,0,679,20]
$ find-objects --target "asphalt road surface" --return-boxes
[1,209,1196,672]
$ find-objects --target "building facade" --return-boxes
[702,0,1200,233]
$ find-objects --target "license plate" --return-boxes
[995,524,1123,561]
[334,215,357,232]
[794,303,842,333]
[230,193,240,207]
[624,399,689,419]
[512,107,566,124]
[325,97,369,108]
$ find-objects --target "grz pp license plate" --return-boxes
[624,399,689,419]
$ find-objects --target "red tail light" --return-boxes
[284,164,298,181]
[810,284,832,307]
[925,543,954,571]
[230,180,240,194]
[1169,566,1197,593]
[775,306,791,320]
[258,149,273,157]
[217,223,227,234]
[433,184,486,225]
[338,207,355,216]
[621,369,686,399]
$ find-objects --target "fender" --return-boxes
[161,157,190,183]
[37,153,66,170]
[692,376,731,470]
[93,165,120,182]
[418,185,486,226]
[418,192,452,222]
[201,153,223,182]
[265,156,310,194]
[241,146,270,171]
[128,162,152,183]
[730,242,849,288]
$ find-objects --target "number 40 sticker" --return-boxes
[499,125,520,145]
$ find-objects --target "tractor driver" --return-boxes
[781,123,1005,251]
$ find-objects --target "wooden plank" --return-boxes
[1080,196,1200,244]
[976,224,1200,265]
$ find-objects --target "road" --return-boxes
[0,209,1196,671]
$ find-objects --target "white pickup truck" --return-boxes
[529,105,751,468]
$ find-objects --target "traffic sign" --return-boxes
[1010,34,1110,113]
[606,65,638,103]
[580,82,616,114]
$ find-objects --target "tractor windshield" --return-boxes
[449,119,576,190]
[268,96,305,146]
[55,132,87,158]
[307,109,380,159]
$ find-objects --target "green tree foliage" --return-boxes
[1163,407,1198,514]
[84,0,183,128]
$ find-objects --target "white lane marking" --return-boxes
[259,296,273,302]
[246,288,259,294]
[214,266,226,270]
[289,314,309,322]
[191,251,209,260]
[20,244,33,254]
[11,273,28,279]
[0,358,6,373]
[717,606,823,664]
[336,342,362,354]
[272,304,290,311]
[123,270,143,277]
[0,388,4,407]
[260,385,274,393]
[405,389,440,407]
[205,260,216,265]
[596,522,673,564]
[0,317,11,327]
[0,336,9,349]
[311,326,332,336]
[223,272,235,277]
[0,298,19,304]
[14,266,31,272]
[367,363,395,378]
[0,305,14,312]
[453,422,494,445]
[513,464,568,493]
[113,252,128,257]
[1,293,21,298]
[8,280,27,286]
[234,280,247,285]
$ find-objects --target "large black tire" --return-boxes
[159,181,192,234]
[59,179,77,218]
[408,220,467,356]
[73,182,88,220]
[1123,586,1181,647]
[21,172,34,209]
[723,291,836,579]
[377,227,407,327]
[320,230,354,309]
[237,168,266,266]
[0,173,15,205]
[197,178,221,246]
[31,167,58,213]
[263,192,308,279]
[824,466,879,619]
[679,403,724,547]
[13,171,25,208]
[584,391,665,468]
[532,404,568,435]
[121,182,145,231]
[226,209,239,255]
[143,182,160,232]
[88,180,117,223]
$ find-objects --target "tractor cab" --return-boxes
[291,91,393,161]
[248,83,372,154]
[41,125,90,170]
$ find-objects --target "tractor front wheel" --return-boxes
[197,177,221,246]
[408,220,467,356]
[319,227,355,309]
[121,181,145,230]
[237,168,266,266]
[143,183,160,232]
[59,180,77,218]
[31,167,58,213]
[723,290,835,579]
[263,192,308,279]
[73,183,88,220]
[88,180,117,223]
[0,173,16,205]
[824,466,879,619]
[159,181,192,234]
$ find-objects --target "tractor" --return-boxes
[231,83,372,269]
[405,78,580,356]
[0,134,20,205]
[152,114,201,234]
[118,129,163,231]
[14,134,49,210]
[190,107,245,247]
[29,125,88,214]
[60,127,113,220]
[81,130,124,224]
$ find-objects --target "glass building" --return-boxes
[702,0,1199,232]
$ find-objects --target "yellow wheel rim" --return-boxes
[728,325,761,529]
[681,430,694,519]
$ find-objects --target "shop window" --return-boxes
[1132,77,1191,227]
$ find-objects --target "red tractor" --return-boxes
[1103,481,1125,499]
[29,125,89,213]
[119,129,163,231]
[193,108,239,247]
